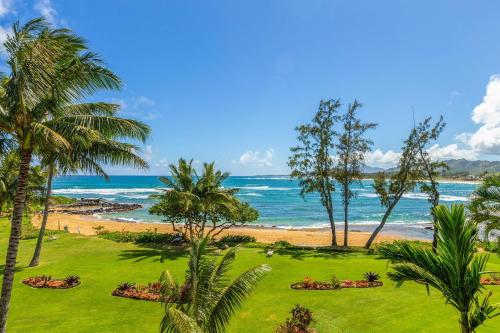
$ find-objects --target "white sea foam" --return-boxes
[122,194,151,199]
[234,186,295,191]
[240,177,291,180]
[359,193,378,198]
[52,188,164,195]
[403,193,468,202]
[239,192,263,197]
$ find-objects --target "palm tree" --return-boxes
[377,204,499,333]
[468,173,500,242]
[159,236,270,333]
[150,159,257,239]
[0,152,19,214]
[0,18,149,332]
[28,136,148,267]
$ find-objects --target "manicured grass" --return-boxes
[1,217,500,332]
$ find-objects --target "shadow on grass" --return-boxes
[256,246,368,261]
[0,264,25,275]
[118,244,188,263]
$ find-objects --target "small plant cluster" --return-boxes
[111,281,164,302]
[291,272,382,290]
[272,240,292,248]
[97,230,181,244]
[215,235,256,248]
[22,275,80,289]
[276,305,315,333]
[480,273,500,286]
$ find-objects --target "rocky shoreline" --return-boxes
[48,198,142,215]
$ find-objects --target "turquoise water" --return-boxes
[52,176,476,237]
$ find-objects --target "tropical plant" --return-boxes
[363,271,380,283]
[413,116,447,250]
[0,152,19,213]
[288,99,341,246]
[468,173,500,242]
[159,236,270,333]
[365,125,421,248]
[335,100,377,247]
[0,17,149,331]
[377,204,500,333]
[29,120,149,267]
[276,305,315,333]
[150,159,258,239]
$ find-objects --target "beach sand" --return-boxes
[35,213,425,247]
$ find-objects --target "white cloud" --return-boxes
[0,0,14,16]
[457,75,500,155]
[133,96,155,108]
[110,98,128,110]
[427,144,477,161]
[365,149,401,168]
[0,25,10,56]
[155,158,169,168]
[143,145,153,161]
[239,149,274,167]
[34,0,58,25]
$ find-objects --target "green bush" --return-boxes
[97,230,180,244]
[216,235,256,247]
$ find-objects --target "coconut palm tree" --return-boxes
[377,204,499,333]
[28,136,148,267]
[0,18,149,332]
[159,236,270,333]
[469,173,500,242]
[150,159,258,239]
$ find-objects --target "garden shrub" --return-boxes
[97,230,180,244]
[276,305,314,333]
[215,235,256,247]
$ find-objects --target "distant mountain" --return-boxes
[363,159,500,176]
[362,165,385,173]
[441,159,500,176]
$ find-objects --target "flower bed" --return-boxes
[480,277,500,286]
[111,282,164,302]
[22,275,80,289]
[291,275,383,290]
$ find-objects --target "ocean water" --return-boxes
[51,176,477,237]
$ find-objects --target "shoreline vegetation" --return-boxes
[37,212,417,247]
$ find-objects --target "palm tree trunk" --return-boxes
[343,190,349,247]
[460,311,471,333]
[365,194,401,249]
[29,163,54,267]
[0,148,32,333]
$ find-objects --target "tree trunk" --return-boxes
[460,311,471,333]
[431,194,439,252]
[343,191,349,247]
[0,148,32,333]
[365,195,401,249]
[431,213,438,252]
[326,194,337,247]
[29,163,54,267]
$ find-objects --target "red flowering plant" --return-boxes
[22,275,80,289]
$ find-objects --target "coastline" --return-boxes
[36,213,429,247]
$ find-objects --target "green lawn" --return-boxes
[1,217,500,333]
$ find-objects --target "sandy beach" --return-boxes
[34,213,426,247]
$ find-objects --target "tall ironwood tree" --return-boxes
[335,100,377,247]
[413,116,447,250]
[288,99,341,246]
[365,125,421,249]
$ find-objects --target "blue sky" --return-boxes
[1,0,500,175]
